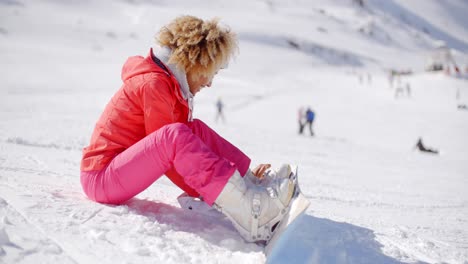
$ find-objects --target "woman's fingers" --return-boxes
[252,164,271,179]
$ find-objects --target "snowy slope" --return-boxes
[1,0,468,263]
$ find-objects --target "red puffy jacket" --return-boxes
[81,48,199,196]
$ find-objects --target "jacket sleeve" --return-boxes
[141,78,176,135]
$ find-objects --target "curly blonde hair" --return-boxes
[157,16,238,78]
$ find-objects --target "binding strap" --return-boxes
[251,193,261,240]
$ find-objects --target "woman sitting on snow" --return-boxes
[80,16,294,242]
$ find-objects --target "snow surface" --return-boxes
[1,0,468,263]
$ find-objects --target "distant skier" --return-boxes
[367,73,372,85]
[388,71,394,89]
[414,138,439,154]
[215,97,225,123]
[394,82,405,98]
[406,83,412,98]
[298,106,305,134]
[305,107,315,136]
[80,16,296,244]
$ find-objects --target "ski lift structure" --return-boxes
[425,41,463,75]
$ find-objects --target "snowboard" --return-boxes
[264,165,310,257]
[177,192,224,218]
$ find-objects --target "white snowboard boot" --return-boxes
[214,170,295,242]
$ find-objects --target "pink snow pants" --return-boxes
[80,119,251,206]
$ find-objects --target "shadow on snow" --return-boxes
[267,214,410,264]
[124,198,409,263]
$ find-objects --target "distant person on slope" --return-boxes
[414,137,439,154]
[215,97,225,123]
[305,107,315,136]
[298,106,305,134]
[80,16,295,243]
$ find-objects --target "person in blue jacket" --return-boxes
[305,107,315,136]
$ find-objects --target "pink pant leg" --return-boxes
[81,122,236,205]
[187,119,251,176]
[161,119,252,198]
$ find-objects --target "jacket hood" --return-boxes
[121,48,167,81]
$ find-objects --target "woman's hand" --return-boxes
[252,164,271,179]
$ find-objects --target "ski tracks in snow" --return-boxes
[0,196,76,263]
